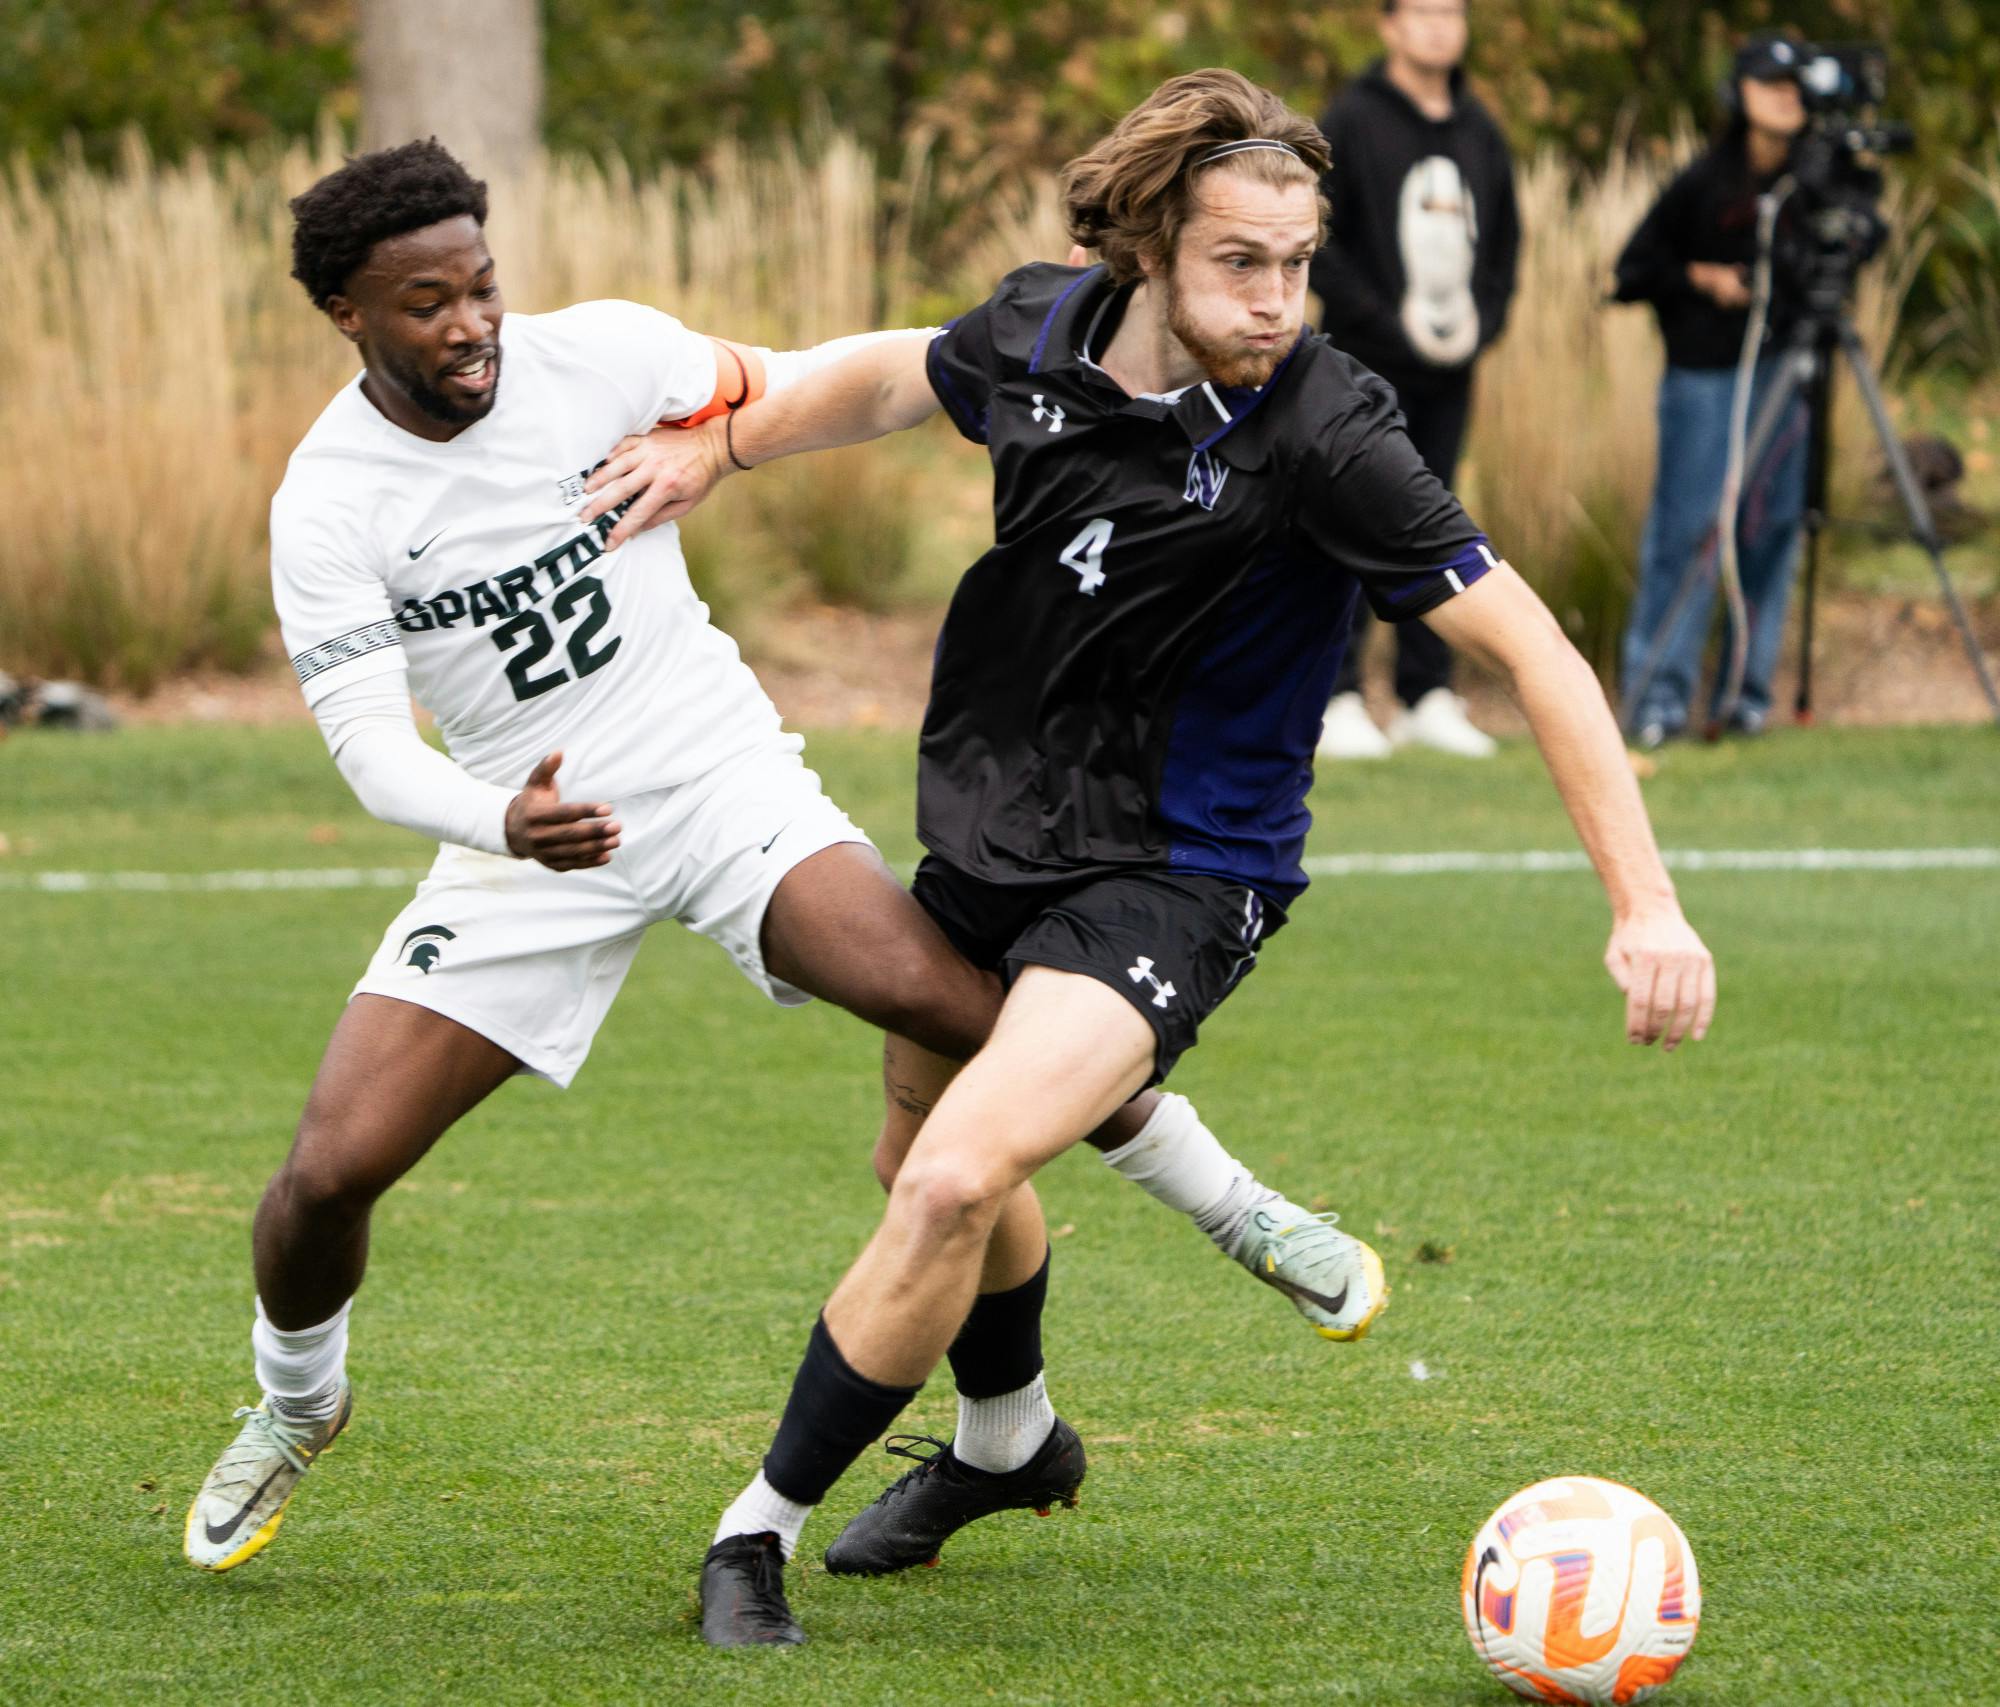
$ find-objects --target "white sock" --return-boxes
[713,1470,814,1560]
[954,1372,1056,1475]
[252,1297,351,1420]
[1099,1092,1281,1259]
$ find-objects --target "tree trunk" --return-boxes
[357,0,543,181]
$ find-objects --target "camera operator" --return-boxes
[1614,33,1812,748]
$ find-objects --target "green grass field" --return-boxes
[2,724,1996,1705]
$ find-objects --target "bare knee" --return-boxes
[270,1118,396,1227]
[890,1152,1011,1244]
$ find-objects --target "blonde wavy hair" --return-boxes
[1060,69,1331,285]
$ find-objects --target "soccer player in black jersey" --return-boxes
[589,68,1716,1648]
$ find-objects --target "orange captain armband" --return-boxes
[664,337,767,429]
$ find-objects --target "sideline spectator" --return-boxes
[1310,0,1518,760]
[1613,33,1811,749]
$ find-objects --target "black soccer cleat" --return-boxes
[822,1419,1086,1577]
[699,1532,806,1647]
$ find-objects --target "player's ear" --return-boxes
[326,295,365,345]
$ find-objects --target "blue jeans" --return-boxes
[1621,362,1808,732]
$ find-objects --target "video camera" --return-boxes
[1777,43,1915,311]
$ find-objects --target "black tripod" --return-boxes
[1720,281,2000,735]
[1773,303,2000,724]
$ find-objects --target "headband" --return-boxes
[1194,138,1304,167]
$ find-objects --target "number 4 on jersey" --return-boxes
[1059,517,1114,596]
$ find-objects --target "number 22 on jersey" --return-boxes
[492,575,621,701]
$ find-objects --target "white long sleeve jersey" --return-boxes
[272,302,915,829]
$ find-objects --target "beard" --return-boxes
[377,340,501,429]
[1164,271,1290,389]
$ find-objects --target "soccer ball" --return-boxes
[1461,1476,1701,1705]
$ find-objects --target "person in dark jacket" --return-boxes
[1310,0,1519,760]
[1614,33,1811,748]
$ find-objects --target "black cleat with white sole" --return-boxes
[822,1419,1086,1576]
[700,1532,805,1647]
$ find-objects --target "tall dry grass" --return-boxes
[1463,145,1668,675]
[0,128,1931,689]
[0,138,329,688]
[0,128,932,688]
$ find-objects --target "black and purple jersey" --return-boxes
[918,261,1495,903]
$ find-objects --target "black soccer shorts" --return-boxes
[910,856,1287,1084]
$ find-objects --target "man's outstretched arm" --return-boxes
[1422,563,1717,1051]
[314,671,621,870]
[581,331,939,545]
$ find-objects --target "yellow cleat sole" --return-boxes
[1312,1243,1389,1342]
[184,1496,297,1573]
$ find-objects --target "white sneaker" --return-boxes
[1316,691,1392,760]
[1388,688,1497,758]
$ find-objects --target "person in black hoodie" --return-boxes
[1613,34,1811,747]
[1310,0,1519,760]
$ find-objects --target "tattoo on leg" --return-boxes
[884,1065,934,1118]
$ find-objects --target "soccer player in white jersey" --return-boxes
[183,141,1385,1576]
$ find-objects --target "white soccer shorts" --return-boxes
[351,743,871,1086]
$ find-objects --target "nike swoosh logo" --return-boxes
[1272,1274,1349,1317]
[1472,1544,1500,1636]
[408,529,447,560]
[759,827,785,855]
[203,1464,286,1545]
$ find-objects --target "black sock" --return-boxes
[945,1246,1049,1400]
[762,1315,921,1506]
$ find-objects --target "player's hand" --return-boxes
[504,752,621,871]
[1687,262,1751,311]
[579,421,728,548]
[1604,906,1716,1052]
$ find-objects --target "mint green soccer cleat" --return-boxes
[1233,1205,1388,1341]
[184,1380,352,1572]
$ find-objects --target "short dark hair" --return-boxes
[289,139,489,311]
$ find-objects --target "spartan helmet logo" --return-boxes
[400,924,457,974]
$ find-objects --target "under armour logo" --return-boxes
[1127,955,1177,1009]
[1184,448,1229,511]
[1240,890,1265,947]
[1031,394,1065,433]
[401,923,457,975]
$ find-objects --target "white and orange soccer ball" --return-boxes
[1462,1476,1701,1705]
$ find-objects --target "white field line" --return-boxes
[2,866,429,894]
[1,847,1996,896]
[1303,847,2000,877]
